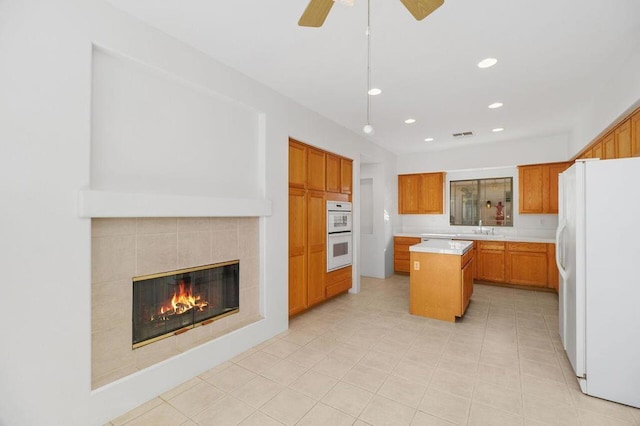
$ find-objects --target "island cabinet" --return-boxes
[410,248,474,322]
[505,242,548,287]
[394,236,422,273]
[518,162,572,214]
[398,172,445,214]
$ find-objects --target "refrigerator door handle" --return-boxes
[555,220,568,280]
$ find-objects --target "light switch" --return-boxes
[413,261,420,270]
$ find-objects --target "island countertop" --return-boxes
[409,239,474,255]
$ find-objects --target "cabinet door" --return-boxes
[505,250,548,287]
[326,154,341,193]
[477,241,506,282]
[307,148,326,191]
[307,190,326,307]
[340,158,352,194]
[632,110,640,157]
[546,162,571,214]
[289,188,307,315]
[394,236,421,272]
[289,140,307,188]
[592,141,603,159]
[602,133,615,160]
[519,165,544,213]
[461,257,474,314]
[419,172,444,214]
[398,174,422,214]
[615,119,632,158]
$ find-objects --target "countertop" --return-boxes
[395,231,555,244]
[409,239,474,255]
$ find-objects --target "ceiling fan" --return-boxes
[298,0,444,27]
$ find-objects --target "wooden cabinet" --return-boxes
[476,241,506,282]
[603,132,616,159]
[398,172,445,214]
[548,244,559,291]
[632,110,640,157]
[615,119,632,159]
[326,266,352,298]
[410,249,473,322]
[306,190,326,307]
[288,188,307,315]
[289,138,352,316]
[505,242,548,287]
[307,147,326,191]
[340,158,352,194]
[394,236,421,273]
[519,162,571,214]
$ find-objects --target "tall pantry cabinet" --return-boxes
[288,138,352,316]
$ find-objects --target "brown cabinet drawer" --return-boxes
[395,237,422,245]
[477,241,505,251]
[506,242,547,253]
[462,250,473,268]
[394,259,410,273]
[394,246,411,260]
[326,266,351,297]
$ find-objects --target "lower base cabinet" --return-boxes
[326,266,352,298]
[505,242,548,287]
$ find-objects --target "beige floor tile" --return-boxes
[358,350,402,373]
[311,353,356,379]
[518,345,560,367]
[259,388,316,425]
[239,411,284,426]
[111,398,164,426]
[281,330,320,346]
[523,393,580,426]
[192,396,255,425]
[570,389,637,423]
[343,363,389,393]
[330,342,369,363]
[160,377,202,401]
[360,394,416,426]
[125,403,188,426]
[520,359,565,384]
[577,409,636,425]
[410,411,457,425]
[467,402,524,426]
[393,358,435,383]
[285,346,327,369]
[480,347,519,369]
[167,381,226,417]
[261,359,308,386]
[435,355,479,377]
[472,380,523,416]
[203,363,256,393]
[231,375,284,408]
[297,402,356,426]
[429,368,475,399]
[377,374,427,408]
[402,347,442,368]
[419,388,471,425]
[477,362,521,392]
[261,339,302,359]
[236,351,281,374]
[322,381,374,417]
[288,370,339,399]
[443,341,482,362]
[520,374,573,405]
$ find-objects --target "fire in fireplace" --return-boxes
[132,261,239,348]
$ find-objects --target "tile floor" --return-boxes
[108,275,640,426]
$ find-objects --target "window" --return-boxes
[450,177,513,226]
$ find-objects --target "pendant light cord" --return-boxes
[366,0,371,126]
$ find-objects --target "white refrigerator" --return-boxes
[556,158,640,408]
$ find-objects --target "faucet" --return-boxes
[476,219,484,234]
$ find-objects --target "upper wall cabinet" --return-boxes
[576,108,640,160]
[632,110,640,157]
[398,172,445,214]
[289,141,307,189]
[326,153,352,197]
[518,162,571,214]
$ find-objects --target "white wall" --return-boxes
[0,0,396,424]
[569,47,640,156]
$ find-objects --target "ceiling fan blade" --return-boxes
[399,0,444,21]
[298,0,335,27]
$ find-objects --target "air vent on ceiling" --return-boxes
[452,131,474,138]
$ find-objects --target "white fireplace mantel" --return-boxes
[78,190,272,218]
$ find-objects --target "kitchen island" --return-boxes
[409,239,474,322]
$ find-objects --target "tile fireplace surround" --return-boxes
[91,217,261,389]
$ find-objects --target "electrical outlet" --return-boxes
[413,261,420,270]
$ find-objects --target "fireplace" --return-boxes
[132,261,240,348]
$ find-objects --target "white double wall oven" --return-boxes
[326,201,353,272]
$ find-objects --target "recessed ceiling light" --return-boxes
[424,137,434,142]
[404,118,416,124]
[478,58,498,69]
[367,88,382,96]
[488,102,503,109]
[492,127,504,132]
